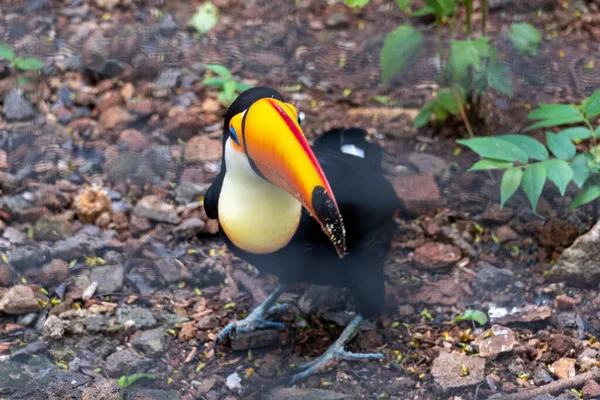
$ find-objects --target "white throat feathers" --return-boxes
[218,138,302,254]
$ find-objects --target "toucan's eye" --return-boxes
[229,126,240,145]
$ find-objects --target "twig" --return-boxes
[488,368,600,400]
[453,84,475,138]
[232,269,267,304]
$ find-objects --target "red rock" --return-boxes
[40,259,69,286]
[538,218,579,248]
[414,242,461,272]
[164,111,203,141]
[68,118,97,134]
[0,264,14,286]
[118,129,149,152]
[551,357,576,379]
[494,225,519,243]
[96,91,124,114]
[412,277,460,305]
[583,380,600,399]
[550,334,577,356]
[357,330,383,350]
[390,172,442,217]
[554,294,579,310]
[183,136,222,164]
[97,106,135,138]
[482,204,514,224]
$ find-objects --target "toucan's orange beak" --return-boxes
[228,98,346,258]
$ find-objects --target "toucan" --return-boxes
[205,87,399,382]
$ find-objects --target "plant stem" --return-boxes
[453,84,474,138]
[481,0,487,36]
[436,17,444,78]
[465,0,472,39]
[584,118,598,166]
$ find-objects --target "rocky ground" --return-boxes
[1,0,600,399]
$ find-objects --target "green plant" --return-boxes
[189,2,219,34]
[202,64,254,105]
[347,1,541,135]
[453,309,488,326]
[458,88,600,211]
[0,44,44,72]
[118,373,157,388]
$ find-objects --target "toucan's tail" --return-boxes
[312,128,385,171]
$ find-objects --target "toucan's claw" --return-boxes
[288,314,383,383]
[214,285,288,354]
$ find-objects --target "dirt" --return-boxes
[0,0,599,400]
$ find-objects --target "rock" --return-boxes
[577,348,598,372]
[7,245,50,271]
[475,261,514,291]
[129,327,166,355]
[413,242,461,272]
[91,264,125,294]
[489,304,552,326]
[482,204,514,224]
[174,182,206,204]
[42,314,65,340]
[473,325,518,358]
[40,259,69,286]
[230,329,280,351]
[98,106,135,137]
[164,111,203,141]
[550,334,577,356]
[551,357,576,379]
[548,220,600,286]
[268,388,351,400]
[74,188,112,225]
[538,218,579,248]
[3,90,36,121]
[183,136,222,164]
[533,363,554,386]
[128,388,182,400]
[326,12,350,28]
[133,195,180,224]
[257,353,280,378]
[494,225,519,242]
[554,294,579,310]
[583,380,600,400]
[555,311,577,329]
[130,216,152,234]
[3,227,26,244]
[104,349,153,378]
[0,285,41,314]
[357,330,383,350]
[51,232,114,261]
[81,378,121,400]
[116,305,157,329]
[0,264,14,286]
[155,258,190,284]
[392,172,442,217]
[33,217,74,241]
[431,351,486,393]
[298,285,348,314]
[118,129,149,152]
[413,276,460,305]
[173,217,206,239]
[408,152,449,178]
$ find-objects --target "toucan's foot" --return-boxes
[289,314,383,383]
[214,285,287,354]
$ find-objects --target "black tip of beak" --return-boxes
[312,186,346,258]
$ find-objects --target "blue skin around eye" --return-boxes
[229,126,240,145]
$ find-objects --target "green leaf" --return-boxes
[345,0,370,7]
[500,167,523,207]
[457,137,529,163]
[380,25,424,85]
[546,131,576,160]
[189,2,219,34]
[450,38,491,81]
[436,87,463,115]
[496,134,548,161]
[414,105,432,128]
[412,5,435,15]
[559,127,592,141]
[571,154,591,188]
[395,0,412,12]
[524,115,585,132]
[203,64,232,80]
[570,182,600,209]
[542,159,573,196]
[582,89,600,119]
[235,82,254,93]
[453,309,488,326]
[118,373,157,388]
[521,163,547,211]
[486,59,512,97]
[509,22,541,57]
[14,57,44,71]
[0,44,14,60]
[424,0,457,16]
[202,77,226,88]
[528,104,580,120]
[468,159,513,171]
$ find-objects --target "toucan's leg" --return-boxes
[289,314,383,383]
[214,284,288,353]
